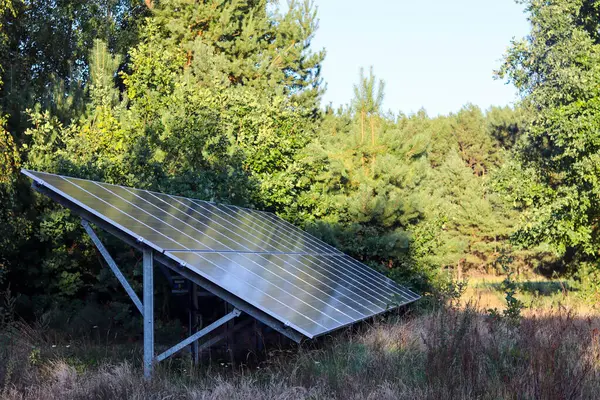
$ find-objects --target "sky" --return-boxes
[302,1,531,116]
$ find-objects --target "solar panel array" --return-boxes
[23,169,420,338]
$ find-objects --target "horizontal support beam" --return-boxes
[81,219,144,315]
[156,308,241,362]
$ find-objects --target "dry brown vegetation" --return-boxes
[1,302,600,400]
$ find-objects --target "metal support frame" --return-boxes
[82,220,143,315]
[197,318,253,354]
[33,180,303,376]
[143,249,154,378]
[81,218,245,378]
[157,308,241,362]
[190,283,200,364]
[35,182,303,343]
[156,252,302,342]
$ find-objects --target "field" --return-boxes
[1,276,600,400]
[461,271,600,316]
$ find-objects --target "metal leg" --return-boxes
[82,220,143,315]
[227,303,236,365]
[191,283,199,365]
[143,249,154,379]
[188,283,193,361]
[69,214,301,379]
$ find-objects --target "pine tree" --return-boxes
[152,0,324,115]
[450,104,502,176]
[352,66,385,145]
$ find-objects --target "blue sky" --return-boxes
[302,1,530,116]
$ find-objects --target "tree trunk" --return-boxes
[360,110,365,144]
[370,115,375,146]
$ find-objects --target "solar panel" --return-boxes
[22,169,420,339]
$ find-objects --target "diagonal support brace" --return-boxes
[195,318,252,354]
[81,219,144,315]
[156,308,242,362]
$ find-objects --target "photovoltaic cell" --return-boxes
[23,169,420,338]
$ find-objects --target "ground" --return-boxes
[462,272,600,315]
[1,274,599,399]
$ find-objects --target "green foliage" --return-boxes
[2,5,600,397]
[352,66,385,145]
[1,1,148,131]
[275,67,525,294]
[427,278,468,310]
[451,104,503,175]
[152,0,324,112]
[0,0,585,325]
[569,261,600,304]
[487,251,524,324]
[4,0,326,312]
[0,285,18,328]
[498,0,600,259]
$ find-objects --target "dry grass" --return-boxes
[461,274,600,316]
[2,302,600,400]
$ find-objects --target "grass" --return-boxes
[1,300,600,399]
[461,273,600,316]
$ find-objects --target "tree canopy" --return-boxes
[0,0,598,321]
[498,0,600,260]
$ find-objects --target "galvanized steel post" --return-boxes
[143,249,154,379]
[191,283,199,365]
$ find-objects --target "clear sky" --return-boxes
[304,1,531,116]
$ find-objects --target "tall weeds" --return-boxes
[1,305,598,399]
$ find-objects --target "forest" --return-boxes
[1,0,600,399]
